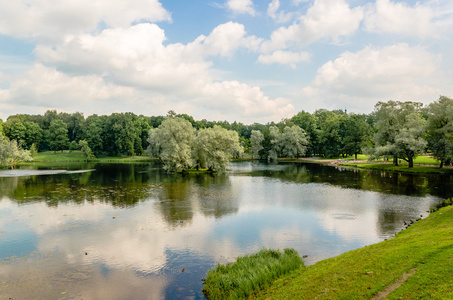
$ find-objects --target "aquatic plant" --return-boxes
[202,248,303,299]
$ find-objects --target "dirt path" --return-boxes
[372,268,417,299]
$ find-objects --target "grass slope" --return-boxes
[253,206,453,299]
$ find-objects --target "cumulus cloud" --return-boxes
[267,0,294,23]
[364,0,452,38]
[301,43,445,112]
[226,0,256,16]
[2,22,292,123]
[0,64,134,112]
[258,50,310,68]
[261,0,364,52]
[0,0,171,41]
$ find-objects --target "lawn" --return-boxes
[32,151,156,163]
[253,204,453,299]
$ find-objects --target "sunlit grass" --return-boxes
[32,151,155,163]
[253,205,453,299]
[202,248,303,299]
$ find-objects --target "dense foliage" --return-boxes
[147,118,241,172]
[1,96,453,167]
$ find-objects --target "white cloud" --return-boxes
[267,0,294,23]
[0,64,134,112]
[258,50,310,68]
[2,22,292,123]
[261,0,364,52]
[301,43,446,112]
[226,0,256,16]
[0,0,171,41]
[293,0,308,5]
[364,0,452,38]
[189,22,262,57]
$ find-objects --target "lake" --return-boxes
[0,161,450,299]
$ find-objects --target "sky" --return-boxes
[0,0,452,124]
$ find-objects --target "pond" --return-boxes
[0,162,451,299]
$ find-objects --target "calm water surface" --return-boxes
[0,162,450,299]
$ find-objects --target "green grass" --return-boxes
[343,162,453,174]
[253,205,453,299]
[34,150,87,162]
[31,151,156,163]
[202,248,303,299]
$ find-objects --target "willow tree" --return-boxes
[279,126,308,158]
[371,101,427,167]
[146,117,195,172]
[192,125,242,171]
[0,132,33,166]
[250,130,264,159]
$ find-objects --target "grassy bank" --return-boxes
[202,249,302,299]
[252,205,453,299]
[343,162,453,174]
[30,151,156,163]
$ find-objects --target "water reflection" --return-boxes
[0,162,449,299]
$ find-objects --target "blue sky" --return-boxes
[1,0,452,123]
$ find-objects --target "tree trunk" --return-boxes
[408,156,414,168]
[393,155,398,166]
[354,153,358,160]
[440,160,444,168]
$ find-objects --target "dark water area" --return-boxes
[0,162,450,299]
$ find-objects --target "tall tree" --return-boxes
[341,114,371,160]
[291,111,318,156]
[82,115,104,156]
[250,130,264,159]
[146,117,195,172]
[268,126,281,161]
[426,96,453,167]
[279,126,308,158]
[192,126,242,171]
[371,101,427,167]
[24,121,43,150]
[315,110,343,158]
[49,119,70,152]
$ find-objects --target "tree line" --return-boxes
[0,96,452,168]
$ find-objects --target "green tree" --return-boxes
[24,121,43,150]
[193,126,242,171]
[82,115,104,156]
[0,132,12,165]
[371,101,427,167]
[250,130,264,159]
[60,112,85,142]
[315,110,343,158]
[426,96,453,167]
[146,117,196,172]
[0,132,33,166]
[78,140,95,161]
[9,121,27,147]
[279,126,309,158]
[268,126,281,161]
[49,119,70,152]
[291,111,318,156]
[341,114,371,160]
[30,143,38,157]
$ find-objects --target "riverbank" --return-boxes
[29,151,156,163]
[252,204,453,299]
[293,155,453,174]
